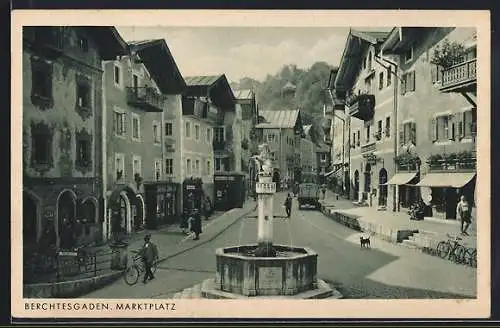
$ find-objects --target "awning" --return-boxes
[383,172,418,185]
[324,165,344,177]
[416,172,476,188]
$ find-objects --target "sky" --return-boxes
[116,26,392,83]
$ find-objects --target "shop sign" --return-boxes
[215,176,235,181]
[44,205,56,219]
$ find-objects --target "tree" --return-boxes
[431,39,467,68]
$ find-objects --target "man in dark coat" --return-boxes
[284,193,293,218]
[190,209,202,240]
[140,234,158,284]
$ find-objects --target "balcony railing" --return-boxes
[347,94,375,121]
[126,87,164,112]
[361,141,376,154]
[440,59,477,93]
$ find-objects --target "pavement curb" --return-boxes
[156,204,256,264]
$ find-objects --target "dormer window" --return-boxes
[405,45,414,63]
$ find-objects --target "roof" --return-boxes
[381,27,433,54]
[255,110,300,129]
[232,89,254,100]
[128,39,186,94]
[184,75,223,86]
[334,28,390,92]
[315,142,330,153]
[83,27,129,60]
[183,74,236,111]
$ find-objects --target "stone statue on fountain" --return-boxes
[251,143,273,180]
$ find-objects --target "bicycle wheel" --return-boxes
[463,248,474,266]
[124,265,140,286]
[470,249,477,268]
[436,241,450,259]
[452,245,466,264]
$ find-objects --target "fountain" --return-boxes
[200,144,342,299]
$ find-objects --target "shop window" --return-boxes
[131,114,140,141]
[385,116,391,138]
[165,158,173,175]
[164,122,173,137]
[115,153,125,181]
[75,128,93,173]
[30,122,54,173]
[195,124,200,141]
[75,75,92,120]
[153,122,160,144]
[214,127,224,142]
[30,56,54,109]
[113,110,126,137]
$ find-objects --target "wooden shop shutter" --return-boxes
[430,118,437,142]
[411,122,417,145]
[399,123,405,147]
[447,115,454,140]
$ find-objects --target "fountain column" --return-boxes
[255,172,276,257]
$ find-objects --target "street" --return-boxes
[82,192,476,299]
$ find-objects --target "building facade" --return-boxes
[233,89,258,172]
[103,39,186,239]
[22,27,128,252]
[334,30,394,209]
[255,109,303,188]
[382,27,477,219]
[300,125,316,177]
[182,75,237,210]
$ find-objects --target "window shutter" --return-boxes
[409,71,416,92]
[431,65,437,83]
[399,123,404,147]
[448,115,454,140]
[471,108,477,136]
[411,122,417,145]
[430,118,437,142]
[400,74,406,95]
[457,112,464,139]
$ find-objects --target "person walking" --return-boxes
[321,184,327,200]
[140,234,158,284]
[190,209,202,240]
[456,195,472,235]
[203,196,212,220]
[284,193,293,218]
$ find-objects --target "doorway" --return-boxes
[379,168,388,206]
[57,190,76,249]
[23,192,38,248]
[353,170,359,200]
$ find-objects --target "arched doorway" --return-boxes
[108,187,136,241]
[353,170,360,200]
[80,197,98,242]
[364,163,372,193]
[23,192,38,248]
[57,190,77,249]
[273,170,280,191]
[379,168,388,206]
[134,194,145,230]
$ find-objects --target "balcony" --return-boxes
[347,94,375,121]
[440,59,477,93]
[126,87,164,112]
[213,140,226,151]
[361,141,376,154]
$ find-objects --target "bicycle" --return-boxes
[123,250,158,286]
[436,234,467,264]
[463,247,477,268]
[75,245,96,273]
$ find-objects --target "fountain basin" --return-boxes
[201,244,333,298]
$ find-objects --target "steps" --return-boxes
[172,283,203,299]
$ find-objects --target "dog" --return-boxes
[360,236,371,248]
